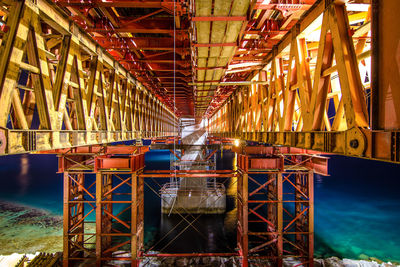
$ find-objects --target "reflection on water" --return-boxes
[225,153,238,236]
[17,154,30,195]
[315,173,323,188]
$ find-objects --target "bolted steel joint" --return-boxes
[349,139,359,149]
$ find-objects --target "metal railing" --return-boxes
[160,182,225,196]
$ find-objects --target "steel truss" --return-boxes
[0,0,177,155]
[208,0,400,164]
[236,146,328,267]
[58,145,146,266]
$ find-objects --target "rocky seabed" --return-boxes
[0,253,399,267]
[137,255,399,267]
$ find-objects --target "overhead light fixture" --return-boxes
[228,62,263,70]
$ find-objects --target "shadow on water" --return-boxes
[155,214,234,253]
[139,149,238,254]
[106,149,238,254]
[143,180,238,254]
[111,182,238,254]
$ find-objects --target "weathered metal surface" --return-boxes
[61,149,145,266]
[150,143,221,150]
[208,1,400,164]
[0,0,177,155]
[237,148,318,267]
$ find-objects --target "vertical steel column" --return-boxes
[60,156,97,266]
[95,172,102,267]
[104,174,113,256]
[277,172,283,267]
[308,171,314,267]
[97,173,113,263]
[267,173,278,265]
[63,172,70,267]
[237,169,242,259]
[138,172,144,255]
[132,171,138,266]
[236,148,318,267]
[77,173,85,246]
[242,172,249,267]
[295,173,302,245]
[237,169,245,266]
[93,153,145,265]
[132,170,144,267]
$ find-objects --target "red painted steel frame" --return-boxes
[40,145,149,155]
[60,147,145,267]
[60,145,240,266]
[60,143,321,266]
[236,147,322,267]
[144,253,238,257]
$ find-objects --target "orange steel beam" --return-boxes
[208,1,400,164]
[169,149,182,161]
[139,173,236,178]
[88,28,187,34]
[237,148,318,266]
[194,43,237,47]
[144,253,237,257]
[144,170,234,174]
[192,16,247,21]
[0,0,178,155]
[61,150,146,266]
[57,1,168,8]
[205,149,218,160]
[39,145,149,155]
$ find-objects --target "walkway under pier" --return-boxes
[161,123,226,214]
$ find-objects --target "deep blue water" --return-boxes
[314,155,400,262]
[0,150,400,262]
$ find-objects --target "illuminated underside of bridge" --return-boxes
[0,0,398,266]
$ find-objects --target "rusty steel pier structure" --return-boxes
[235,146,327,266]
[0,0,399,266]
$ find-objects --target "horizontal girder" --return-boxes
[208,0,400,164]
[0,0,397,164]
[0,0,178,155]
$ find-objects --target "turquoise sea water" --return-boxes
[0,150,399,262]
[313,155,400,262]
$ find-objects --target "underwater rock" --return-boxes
[324,257,346,267]
[0,201,62,254]
[0,201,62,227]
[201,257,211,265]
[359,254,370,260]
[175,257,188,266]
[283,257,304,267]
[162,257,175,265]
[370,257,384,264]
